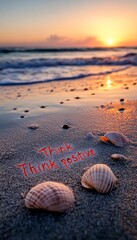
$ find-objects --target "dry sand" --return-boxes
[0,73,137,240]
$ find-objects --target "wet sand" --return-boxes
[0,72,137,240]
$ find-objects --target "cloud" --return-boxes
[40,35,101,48]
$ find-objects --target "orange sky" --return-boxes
[0,0,137,47]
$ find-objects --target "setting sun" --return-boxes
[107,39,113,46]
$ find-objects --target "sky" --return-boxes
[0,0,137,47]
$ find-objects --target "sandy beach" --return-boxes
[0,70,137,240]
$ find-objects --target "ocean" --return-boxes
[0,47,137,86]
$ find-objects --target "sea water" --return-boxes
[0,47,137,86]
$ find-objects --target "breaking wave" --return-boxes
[0,53,137,71]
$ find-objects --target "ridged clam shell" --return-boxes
[81,164,118,193]
[25,181,75,212]
[100,131,129,147]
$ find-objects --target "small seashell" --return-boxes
[100,131,129,147]
[28,124,39,130]
[85,132,95,140]
[111,154,129,161]
[25,181,75,212]
[81,164,118,193]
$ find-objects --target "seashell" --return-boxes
[100,131,129,147]
[85,132,95,140]
[28,124,39,130]
[111,154,129,161]
[81,164,118,193]
[25,181,75,212]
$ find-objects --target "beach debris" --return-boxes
[13,107,17,110]
[85,132,95,140]
[125,87,129,89]
[28,124,39,130]
[24,110,29,113]
[111,153,129,161]
[119,108,125,112]
[100,131,129,147]
[20,115,24,118]
[60,101,64,104]
[81,164,118,193]
[25,181,75,212]
[62,124,70,129]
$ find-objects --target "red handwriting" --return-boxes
[61,149,95,169]
[38,143,74,157]
[17,160,59,177]
[17,148,96,177]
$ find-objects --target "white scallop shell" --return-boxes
[100,131,129,147]
[81,164,118,193]
[25,181,75,212]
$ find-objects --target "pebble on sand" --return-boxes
[84,88,88,91]
[40,106,46,109]
[13,108,17,110]
[119,108,125,112]
[100,105,105,109]
[70,88,76,91]
[120,98,125,102]
[62,124,70,129]
[60,102,64,104]
[24,110,29,113]
[75,97,80,99]
[20,116,24,118]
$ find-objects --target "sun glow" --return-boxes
[107,39,113,46]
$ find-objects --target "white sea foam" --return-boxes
[0,48,136,85]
